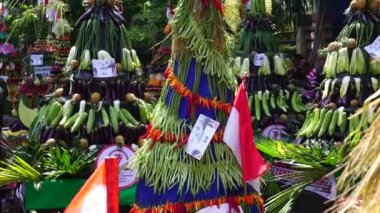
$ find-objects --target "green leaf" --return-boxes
[265,167,331,213]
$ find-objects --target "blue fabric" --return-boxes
[165,59,234,121]
[135,145,261,212]
[135,179,261,213]
[138,60,262,212]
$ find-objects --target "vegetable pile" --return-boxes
[297,0,380,143]
[63,0,141,75]
[16,0,148,147]
[233,0,309,134]
[30,91,153,147]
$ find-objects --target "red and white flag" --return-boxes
[64,157,119,213]
[223,82,269,191]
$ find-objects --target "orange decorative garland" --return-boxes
[147,126,225,146]
[165,66,232,114]
[130,193,264,213]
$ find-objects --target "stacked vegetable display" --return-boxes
[27,0,152,147]
[30,91,151,146]
[297,0,380,145]
[232,0,310,136]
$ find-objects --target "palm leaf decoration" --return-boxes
[42,145,97,180]
[261,170,281,199]
[256,136,343,168]
[328,92,380,213]
[257,89,380,213]
[255,136,339,212]
[266,167,331,213]
[0,156,41,186]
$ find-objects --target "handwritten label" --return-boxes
[272,162,337,200]
[34,66,52,77]
[30,54,43,66]
[96,145,137,189]
[364,36,380,59]
[92,58,117,78]
[185,114,220,160]
[254,53,266,67]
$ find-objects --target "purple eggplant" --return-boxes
[75,7,94,28]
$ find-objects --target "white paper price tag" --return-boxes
[92,58,117,78]
[185,114,220,160]
[254,53,266,67]
[34,66,52,77]
[365,36,380,59]
[30,54,43,66]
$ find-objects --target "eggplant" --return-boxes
[102,127,110,144]
[54,128,61,142]
[115,79,121,100]
[47,128,55,141]
[109,126,115,144]
[244,20,250,29]
[93,128,99,145]
[110,81,116,100]
[112,10,128,25]
[99,81,109,100]
[75,7,94,28]
[120,81,126,100]
[124,125,132,144]
[99,6,106,23]
[106,10,123,25]
[368,11,380,23]
[39,127,47,143]
[106,10,120,26]
[89,131,95,145]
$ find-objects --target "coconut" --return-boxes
[54,88,64,97]
[327,42,340,51]
[116,63,123,72]
[138,139,145,147]
[80,138,89,149]
[356,0,367,9]
[46,138,56,147]
[106,0,115,7]
[347,38,357,49]
[350,99,359,108]
[126,93,136,103]
[369,0,380,9]
[115,135,125,147]
[350,0,358,10]
[70,59,79,69]
[90,92,101,103]
[326,103,337,110]
[72,93,81,102]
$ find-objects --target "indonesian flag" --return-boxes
[223,82,269,192]
[64,158,119,213]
